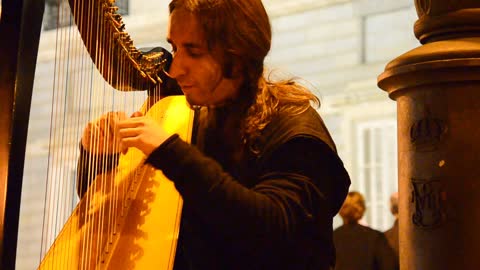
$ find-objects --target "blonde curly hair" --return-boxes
[244,76,319,153]
[339,191,366,224]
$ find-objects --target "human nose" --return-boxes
[165,54,186,79]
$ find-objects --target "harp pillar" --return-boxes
[0,0,44,269]
[378,1,480,269]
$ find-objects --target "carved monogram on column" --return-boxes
[411,178,446,229]
[410,115,447,152]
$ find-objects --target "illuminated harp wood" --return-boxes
[37,95,193,270]
[0,0,192,269]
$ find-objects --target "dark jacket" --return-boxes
[146,106,351,270]
[77,105,351,270]
[333,223,398,270]
[384,219,399,261]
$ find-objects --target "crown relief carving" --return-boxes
[409,106,448,152]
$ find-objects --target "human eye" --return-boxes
[186,46,205,58]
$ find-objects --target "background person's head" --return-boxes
[389,191,399,219]
[339,191,366,225]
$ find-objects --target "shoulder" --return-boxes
[257,106,336,158]
[333,224,347,234]
[255,107,351,214]
[361,224,383,234]
[384,226,395,236]
[349,224,386,239]
[365,226,391,245]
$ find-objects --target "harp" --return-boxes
[0,0,192,269]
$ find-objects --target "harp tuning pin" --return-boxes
[156,75,163,83]
[139,71,148,79]
[147,75,157,84]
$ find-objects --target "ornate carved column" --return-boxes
[378,1,480,269]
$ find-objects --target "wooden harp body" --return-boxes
[38,95,193,270]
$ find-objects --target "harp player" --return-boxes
[78,1,351,269]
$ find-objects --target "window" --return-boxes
[43,0,72,31]
[43,0,129,31]
[116,0,129,15]
[355,119,397,231]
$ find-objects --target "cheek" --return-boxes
[199,63,223,87]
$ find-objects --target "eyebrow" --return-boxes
[166,38,204,49]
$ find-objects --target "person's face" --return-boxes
[166,8,242,106]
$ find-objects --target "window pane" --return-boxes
[44,0,129,31]
[356,120,397,230]
[363,128,370,164]
[116,0,129,15]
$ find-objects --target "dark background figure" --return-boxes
[384,192,399,261]
[333,191,398,270]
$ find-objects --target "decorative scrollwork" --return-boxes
[103,1,167,85]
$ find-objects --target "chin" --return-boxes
[184,95,203,107]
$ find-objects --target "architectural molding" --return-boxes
[353,0,412,16]
[263,0,351,18]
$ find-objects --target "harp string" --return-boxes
[56,4,69,269]
[41,0,73,268]
[96,0,109,264]
[71,0,87,267]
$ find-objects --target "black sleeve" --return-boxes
[146,134,350,243]
[76,143,119,198]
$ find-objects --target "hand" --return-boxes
[81,111,127,154]
[116,111,172,156]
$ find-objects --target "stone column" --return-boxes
[377,1,480,269]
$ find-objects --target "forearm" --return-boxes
[76,143,120,198]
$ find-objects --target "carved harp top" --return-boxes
[68,0,171,91]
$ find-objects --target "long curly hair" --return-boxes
[169,0,319,148]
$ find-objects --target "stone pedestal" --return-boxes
[378,1,480,269]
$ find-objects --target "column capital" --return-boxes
[414,1,480,43]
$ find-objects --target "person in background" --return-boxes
[384,192,399,261]
[77,0,351,269]
[333,191,398,270]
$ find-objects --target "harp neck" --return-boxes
[68,0,168,91]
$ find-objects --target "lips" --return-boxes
[180,85,194,92]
